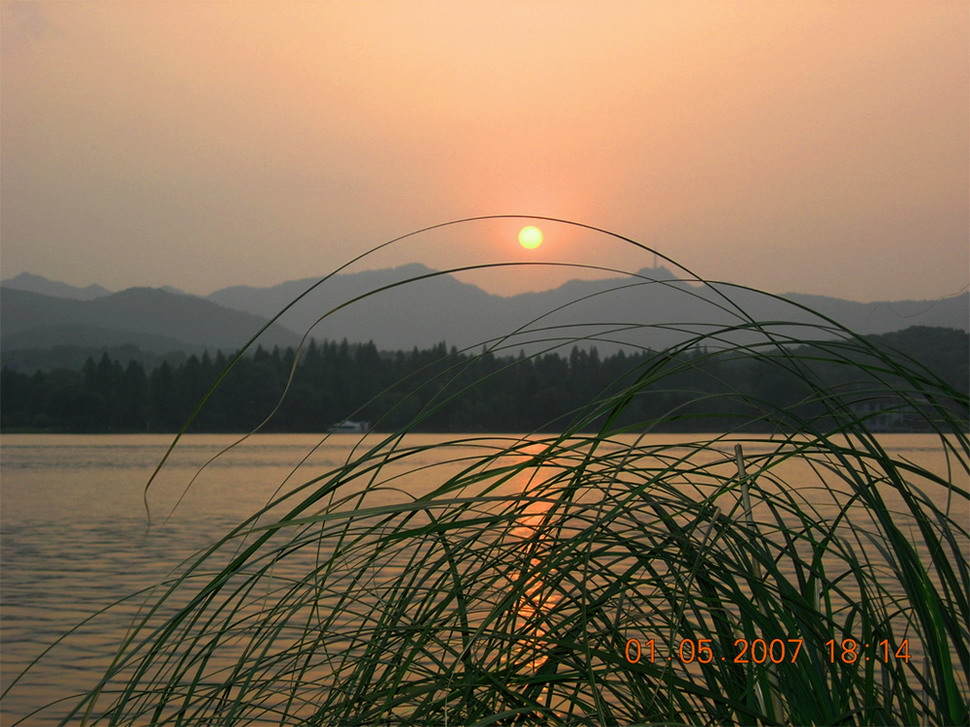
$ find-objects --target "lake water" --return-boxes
[1,433,493,724]
[1,433,966,724]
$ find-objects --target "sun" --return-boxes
[518,225,543,249]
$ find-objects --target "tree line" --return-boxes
[1,327,967,433]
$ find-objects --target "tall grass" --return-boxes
[14,218,970,725]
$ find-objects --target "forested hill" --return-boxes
[2,326,966,434]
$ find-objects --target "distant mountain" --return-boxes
[158,285,189,296]
[0,287,303,360]
[773,291,970,338]
[207,265,970,354]
[4,269,967,370]
[208,263,499,350]
[1,321,196,356]
[1,272,112,300]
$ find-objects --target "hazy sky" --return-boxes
[2,1,967,301]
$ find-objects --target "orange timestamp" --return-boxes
[623,638,911,665]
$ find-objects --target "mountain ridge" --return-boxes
[0,287,302,357]
[2,269,967,369]
[1,272,113,300]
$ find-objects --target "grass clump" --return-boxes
[13,218,969,725]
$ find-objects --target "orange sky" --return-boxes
[1,1,967,300]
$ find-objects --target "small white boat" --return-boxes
[327,419,370,434]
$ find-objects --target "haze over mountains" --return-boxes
[0,285,302,371]
[2,267,967,371]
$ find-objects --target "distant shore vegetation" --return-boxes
[1,325,966,434]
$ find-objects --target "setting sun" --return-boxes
[518,225,543,249]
